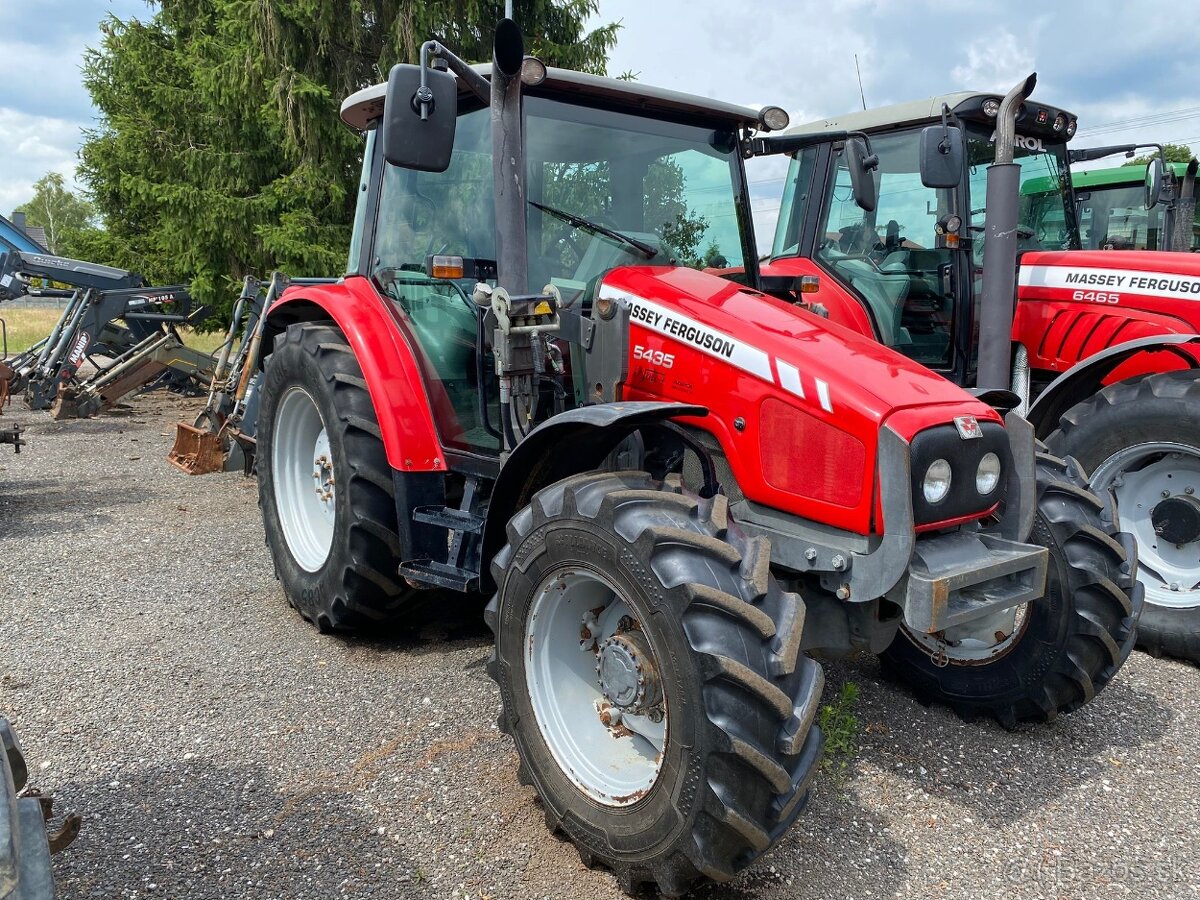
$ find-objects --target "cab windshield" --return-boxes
[965,122,1079,255]
[370,96,751,304]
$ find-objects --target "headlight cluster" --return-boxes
[909,422,1009,527]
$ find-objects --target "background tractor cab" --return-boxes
[761,78,1200,662]
[1046,156,1199,252]
[764,85,1083,386]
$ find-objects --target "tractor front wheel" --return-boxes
[1045,371,1200,663]
[880,453,1140,727]
[257,322,424,631]
[486,472,824,896]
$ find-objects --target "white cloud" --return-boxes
[950,32,1036,92]
[0,109,86,214]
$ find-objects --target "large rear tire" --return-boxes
[257,323,424,631]
[880,453,1141,727]
[1045,371,1200,663]
[486,472,824,896]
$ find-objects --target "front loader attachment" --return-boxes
[168,418,227,474]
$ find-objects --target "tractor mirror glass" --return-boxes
[846,138,878,212]
[1145,157,1165,210]
[919,124,963,188]
[381,64,458,173]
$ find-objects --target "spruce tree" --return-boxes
[78,1,619,315]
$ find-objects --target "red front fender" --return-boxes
[265,275,447,473]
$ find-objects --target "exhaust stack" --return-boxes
[976,73,1037,391]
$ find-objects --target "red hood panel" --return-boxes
[599,266,997,535]
[604,265,988,420]
[1017,250,1200,371]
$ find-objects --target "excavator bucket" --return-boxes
[167,420,226,474]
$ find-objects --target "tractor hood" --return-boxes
[600,265,999,535]
[603,265,993,422]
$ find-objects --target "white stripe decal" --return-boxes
[776,359,806,399]
[1020,264,1200,301]
[815,379,833,413]
[615,291,775,382]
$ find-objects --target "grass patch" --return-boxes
[178,329,227,355]
[0,306,225,357]
[818,681,861,778]
[0,307,62,355]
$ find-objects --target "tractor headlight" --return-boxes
[976,452,1002,495]
[922,459,953,504]
[982,98,1001,117]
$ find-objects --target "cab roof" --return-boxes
[786,90,1078,139]
[340,64,767,132]
[786,92,982,136]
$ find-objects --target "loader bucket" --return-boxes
[167,421,226,474]
[49,385,79,420]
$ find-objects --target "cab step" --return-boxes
[399,559,479,592]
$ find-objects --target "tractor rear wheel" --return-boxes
[486,471,824,896]
[1045,371,1200,663]
[880,453,1140,727]
[257,322,424,631]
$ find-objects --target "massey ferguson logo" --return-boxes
[954,415,983,440]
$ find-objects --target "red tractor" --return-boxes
[760,75,1199,663]
[252,27,1137,896]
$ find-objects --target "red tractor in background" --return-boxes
[760,75,1199,663]
[249,23,1136,896]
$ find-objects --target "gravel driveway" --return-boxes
[1,393,1197,900]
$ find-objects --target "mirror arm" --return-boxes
[745,130,877,168]
[1068,142,1165,164]
[746,130,846,158]
[420,40,491,108]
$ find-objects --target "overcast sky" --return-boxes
[4,0,1200,241]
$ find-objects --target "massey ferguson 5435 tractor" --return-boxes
[762,75,1197,663]
[251,25,1136,895]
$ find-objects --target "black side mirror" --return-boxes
[919,124,963,188]
[1145,156,1165,210]
[846,138,878,212]
[380,63,458,172]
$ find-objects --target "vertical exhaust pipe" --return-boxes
[491,18,528,295]
[976,73,1037,391]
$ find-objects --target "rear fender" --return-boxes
[263,275,446,472]
[480,401,706,590]
[1026,334,1200,436]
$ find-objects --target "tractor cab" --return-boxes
[766,91,1080,382]
[339,65,774,454]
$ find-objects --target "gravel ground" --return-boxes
[1,393,1198,900]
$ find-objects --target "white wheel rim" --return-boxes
[525,567,667,807]
[272,386,336,572]
[1092,441,1200,610]
[901,602,1030,665]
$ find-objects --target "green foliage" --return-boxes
[1121,142,1195,166]
[78,0,620,321]
[817,681,860,778]
[14,172,98,256]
